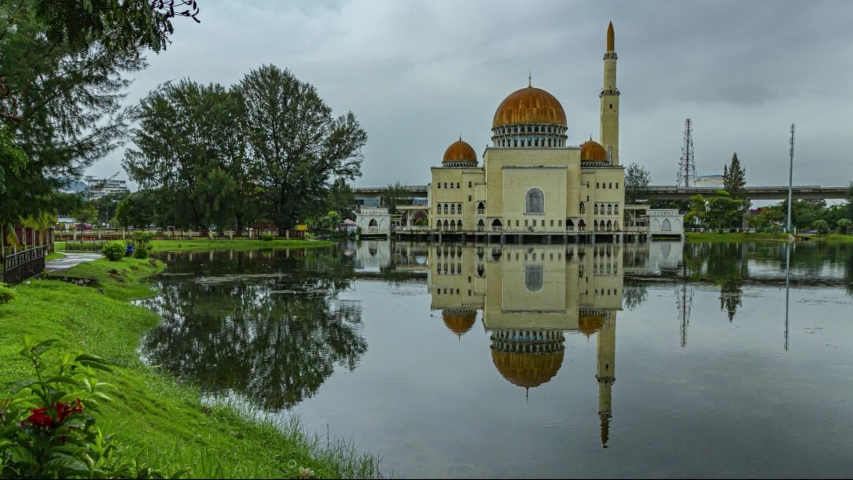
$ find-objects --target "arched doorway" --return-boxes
[606,220,612,231]
[662,219,672,232]
[566,219,575,232]
[594,220,599,232]
[491,219,503,231]
[477,219,485,232]
[578,219,586,232]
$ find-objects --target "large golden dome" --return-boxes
[579,314,606,337]
[492,85,567,129]
[491,349,564,389]
[442,311,477,337]
[580,138,607,162]
[442,138,477,164]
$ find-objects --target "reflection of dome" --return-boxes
[442,309,477,337]
[492,85,568,128]
[442,138,477,165]
[579,314,606,337]
[491,349,565,389]
[580,138,607,162]
[490,329,566,389]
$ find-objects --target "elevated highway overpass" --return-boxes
[353,185,849,202]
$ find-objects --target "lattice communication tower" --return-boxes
[677,118,696,187]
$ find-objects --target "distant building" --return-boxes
[648,209,684,237]
[694,174,724,189]
[83,176,129,200]
[356,207,391,237]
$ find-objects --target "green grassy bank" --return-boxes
[149,239,335,252]
[0,258,382,478]
[685,232,793,242]
[795,233,853,243]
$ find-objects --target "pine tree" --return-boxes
[723,152,750,217]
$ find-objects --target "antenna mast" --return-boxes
[786,124,795,233]
[677,118,696,187]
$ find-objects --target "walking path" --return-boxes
[45,253,102,272]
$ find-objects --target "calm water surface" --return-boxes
[139,241,853,478]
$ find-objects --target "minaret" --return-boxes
[595,311,616,448]
[599,22,620,166]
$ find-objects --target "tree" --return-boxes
[723,152,750,217]
[705,190,743,231]
[238,65,367,230]
[325,178,356,221]
[686,194,707,227]
[381,181,413,212]
[837,218,852,234]
[123,80,245,230]
[115,190,159,228]
[848,181,853,220]
[812,219,830,234]
[624,162,651,204]
[0,0,201,233]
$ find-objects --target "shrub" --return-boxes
[132,231,154,250]
[101,241,126,261]
[0,283,16,306]
[132,247,149,259]
[260,234,274,241]
[0,338,192,478]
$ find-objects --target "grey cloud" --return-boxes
[87,0,853,195]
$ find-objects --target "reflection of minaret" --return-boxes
[784,243,791,351]
[595,312,616,448]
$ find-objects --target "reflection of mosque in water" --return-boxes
[428,243,623,447]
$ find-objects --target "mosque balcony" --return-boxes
[599,88,621,98]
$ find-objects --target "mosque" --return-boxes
[429,243,622,448]
[428,22,625,237]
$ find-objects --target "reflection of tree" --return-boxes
[719,279,743,322]
[140,249,367,412]
[622,278,648,311]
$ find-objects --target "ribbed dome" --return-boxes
[580,138,608,162]
[442,311,477,337]
[491,349,564,389]
[492,85,567,129]
[442,138,477,165]
[579,314,606,337]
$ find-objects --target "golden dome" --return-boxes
[580,138,607,162]
[579,314,606,337]
[491,349,564,389]
[442,137,477,164]
[442,311,477,337]
[492,85,567,129]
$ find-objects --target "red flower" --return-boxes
[21,399,83,431]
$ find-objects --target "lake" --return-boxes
[139,240,853,478]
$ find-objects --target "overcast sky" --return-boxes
[89,0,853,192]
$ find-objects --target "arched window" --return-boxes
[594,204,599,215]
[457,182,460,188]
[580,203,586,214]
[369,219,377,227]
[607,204,612,215]
[662,219,672,232]
[437,183,441,189]
[606,220,612,231]
[443,204,448,214]
[526,188,544,214]
[609,183,612,189]
[614,204,619,215]
[596,182,600,189]
[450,183,454,189]
[450,204,455,214]
[524,264,544,292]
[615,182,619,189]
[458,203,462,214]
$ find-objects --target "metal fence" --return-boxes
[2,246,46,285]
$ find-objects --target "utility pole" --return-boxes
[786,124,795,233]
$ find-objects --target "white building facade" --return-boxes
[356,207,391,236]
[648,209,684,237]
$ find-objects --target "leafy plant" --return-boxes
[0,283,16,306]
[100,241,126,262]
[260,234,274,242]
[132,247,149,259]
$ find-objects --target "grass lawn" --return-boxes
[149,239,335,252]
[45,251,65,261]
[795,233,853,243]
[685,232,792,242]
[0,257,382,478]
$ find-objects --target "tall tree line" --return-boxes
[120,66,367,233]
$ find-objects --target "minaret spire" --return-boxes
[606,21,615,52]
[528,71,531,87]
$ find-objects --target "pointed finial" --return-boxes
[607,22,615,51]
[526,387,529,402]
[459,134,462,141]
[528,71,531,87]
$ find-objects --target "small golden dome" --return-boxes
[491,349,564,389]
[442,311,477,336]
[442,138,477,164]
[579,314,606,337]
[580,138,607,162]
[492,85,567,129]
